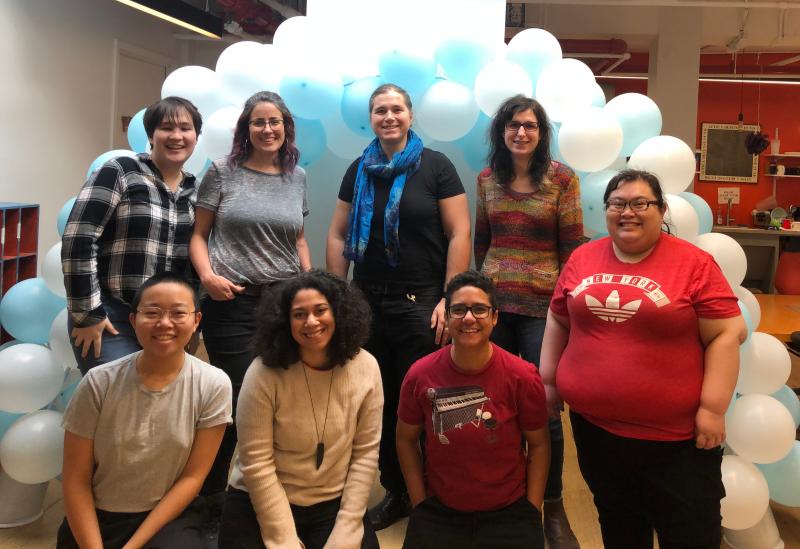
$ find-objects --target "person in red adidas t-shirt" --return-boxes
[541,169,746,549]
[397,270,549,549]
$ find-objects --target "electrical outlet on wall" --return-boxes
[717,187,740,204]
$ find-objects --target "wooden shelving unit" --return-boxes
[0,202,40,342]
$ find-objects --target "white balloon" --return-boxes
[506,28,562,88]
[695,232,747,287]
[720,455,770,530]
[42,243,65,298]
[272,16,319,58]
[627,136,696,194]
[664,194,699,243]
[557,107,622,172]
[0,410,64,484]
[726,394,796,463]
[0,344,64,414]
[48,309,76,371]
[473,60,532,117]
[535,58,596,123]
[732,286,761,329]
[416,80,480,142]
[216,42,283,106]
[737,332,792,395]
[321,116,370,160]
[201,107,241,163]
[604,93,663,156]
[161,66,230,120]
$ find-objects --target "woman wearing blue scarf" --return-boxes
[327,84,471,530]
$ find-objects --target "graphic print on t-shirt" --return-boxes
[569,272,671,323]
[585,290,641,323]
[426,385,495,444]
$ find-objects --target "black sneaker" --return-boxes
[367,491,411,531]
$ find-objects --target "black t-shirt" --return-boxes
[338,148,465,287]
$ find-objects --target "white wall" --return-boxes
[0,0,225,263]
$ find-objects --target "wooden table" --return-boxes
[754,294,800,342]
[713,226,800,293]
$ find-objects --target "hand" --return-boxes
[544,383,563,420]
[430,298,450,346]
[202,273,245,301]
[71,318,119,359]
[694,406,725,449]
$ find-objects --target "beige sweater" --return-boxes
[228,350,383,549]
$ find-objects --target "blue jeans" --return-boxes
[490,311,564,501]
[69,295,141,375]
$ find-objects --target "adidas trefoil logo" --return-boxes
[586,290,641,323]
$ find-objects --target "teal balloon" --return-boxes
[581,170,616,234]
[679,192,713,234]
[770,385,800,428]
[550,121,567,164]
[60,380,80,409]
[57,197,76,237]
[341,76,384,137]
[756,441,800,506]
[435,38,495,87]
[280,74,343,120]
[455,113,491,172]
[738,300,754,342]
[295,118,327,169]
[86,149,137,179]
[604,93,662,157]
[378,49,436,99]
[0,410,23,440]
[126,108,148,153]
[0,279,67,345]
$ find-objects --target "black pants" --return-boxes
[570,411,725,549]
[356,281,440,494]
[56,497,207,549]
[220,488,379,549]
[199,293,262,495]
[402,495,544,549]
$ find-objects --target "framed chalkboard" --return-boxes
[700,123,760,183]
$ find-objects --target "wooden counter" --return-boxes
[754,294,800,343]
[713,226,800,293]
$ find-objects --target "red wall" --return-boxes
[604,78,800,224]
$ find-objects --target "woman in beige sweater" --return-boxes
[220,270,383,549]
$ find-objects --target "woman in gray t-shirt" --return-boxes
[190,91,311,505]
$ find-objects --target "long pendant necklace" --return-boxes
[301,362,334,470]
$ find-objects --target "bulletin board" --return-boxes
[699,123,760,183]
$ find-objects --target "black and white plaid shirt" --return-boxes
[62,154,196,327]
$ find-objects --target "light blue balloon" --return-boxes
[591,84,607,107]
[770,385,800,428]
[590,232,609,242]
[455,113,491,172]
[549,121,567,164]
[280,74,343,120]
[341,76,384,137]
[57,197,77,237]
[86,149,137,179]
[756,441,800,507]
[581,170,617,234]
[738,300,754,343]
[126,108,149,153]
[435,38,495,87]
[604,93,663,157]
[0,410,24,440]
[678,192,713,234]
[0,279,67,345]
[295,118,327,169]
[378,49,437,99]
[60,380,80,409]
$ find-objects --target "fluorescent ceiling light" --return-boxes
[114,0,223,39]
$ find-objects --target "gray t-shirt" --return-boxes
[197,161,308,285]
[62,352,233,512]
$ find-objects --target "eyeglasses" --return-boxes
[447,304,493,319]
[605,198,661,213]
[505,121,539,134]
[249,118,284,130]
[136,307,196,323]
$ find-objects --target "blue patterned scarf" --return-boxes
[344,130,424,267]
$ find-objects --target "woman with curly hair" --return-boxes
[190,91,311,505]
[220,270,383,549]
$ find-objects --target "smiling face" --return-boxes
[130,282,200,359]
[290,288,336,364]
[605,178,666,254]
[370,90,413,154]
[248,101,286,160]
[446,286,498,350]
[148,108,198,171]
[503,108,540,161]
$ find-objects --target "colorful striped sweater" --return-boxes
[474,162,585,318]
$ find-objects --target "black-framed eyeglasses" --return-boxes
[249,118,283,130]
[136,307,197,323]
[505,121,539,134]
[447,304,494,319]
[605,198,661,213]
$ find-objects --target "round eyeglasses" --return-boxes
[136,307,196,323]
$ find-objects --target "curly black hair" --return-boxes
[253,270,372,369]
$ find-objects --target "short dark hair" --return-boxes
[254,270,371,369]
[488,95,552,188]
[228,91,299,175]
[130,272,199,311]
[603,169,667,211]
[143,96,202,139]
[444,270,498,310]
[368,83,413,113]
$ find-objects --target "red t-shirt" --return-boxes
[550,234,740,441]
[398,344,547,512]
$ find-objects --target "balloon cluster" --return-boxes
[0,201,83,487]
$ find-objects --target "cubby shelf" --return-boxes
[0,202,40,342]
